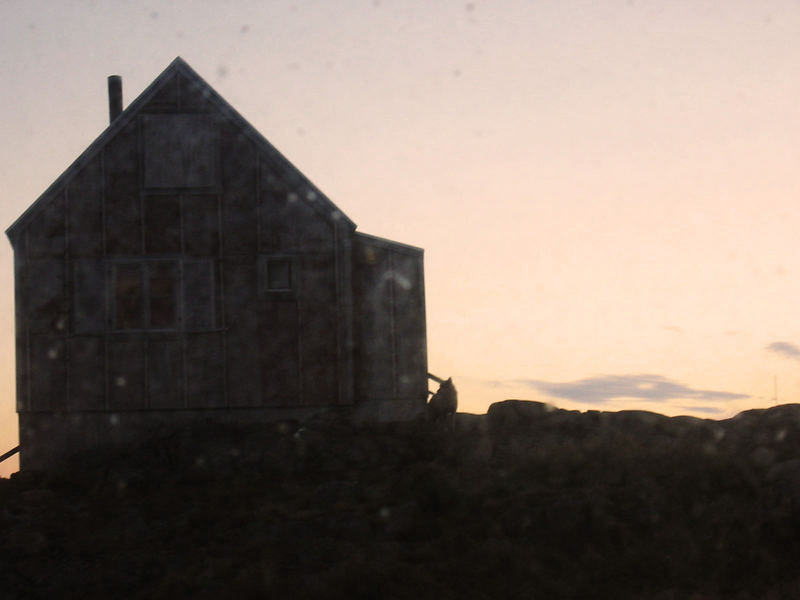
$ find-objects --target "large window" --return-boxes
[111,260,215,331]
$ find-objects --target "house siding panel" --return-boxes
[148,337,184,409]
[224,260,261,407]
[261,299,299,404]
[27,192,65,258]
[27,259,66,334]
[68,336,105,410]
[109,338,145,410]
[300,307,338,404]
[67,156,103,256]
[221,124,258,256]
[182,195,219,256]
[104,171,141,256]
[354,243,394,399]
[29,336,66,411]
[185,332,225,408]
[392,253,427,399]
[72,260,106,334]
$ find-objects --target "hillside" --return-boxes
[2,400,800,599]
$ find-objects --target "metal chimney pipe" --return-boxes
[108,75,122,123]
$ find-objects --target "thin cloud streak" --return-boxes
[766,341,800,361]
[516,374,748,405]
[681,406,725,415]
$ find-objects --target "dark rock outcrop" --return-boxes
[2,402,800,599]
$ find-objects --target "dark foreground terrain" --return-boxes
[3,400,800,599]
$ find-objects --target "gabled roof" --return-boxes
[354,231,423,256]
[6,56,356,243]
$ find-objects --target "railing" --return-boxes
[0,446,19,464]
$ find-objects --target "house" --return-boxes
[6,58,428,470]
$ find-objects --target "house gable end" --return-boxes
[6,57,355,246]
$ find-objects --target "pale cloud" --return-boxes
[680,405,725,415]
[766,341,800,361]
[517,374,748,405]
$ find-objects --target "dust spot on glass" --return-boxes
[217,65,229,79]
[195,456,206,467]
[116,479,127,491]
[365,247,377,265]
[465,2,475,11]
[305,190,317,201]
[47,347,59,360]
[109,414,119,426]
[288,62,300,70]
[452,69,462,77]
[56,317,66,331]
[394,273,412,291]
[115,376,127,388]
[331,210,343,221]
[379,506,391,519]
[241,24,250,34]
[776,428,787,442]
[287,192,299,203]
[296,126,306,136]
[150,11,158,19]
[229,448,241,457]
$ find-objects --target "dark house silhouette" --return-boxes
[6,58,427,469]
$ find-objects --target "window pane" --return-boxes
[145,195,181,254]
[184,260,214,330]
[115,263,143,330]
[183,195,219,255]
[268,259,291,290]
[149,261,177,329]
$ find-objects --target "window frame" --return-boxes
[110,259,180,332]
[259,254,298,298]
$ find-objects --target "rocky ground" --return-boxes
[2,400,800,599]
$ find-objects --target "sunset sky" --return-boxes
[3,0,800,475]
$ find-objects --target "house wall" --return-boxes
[9,61,427,470]
[352,233,427,421]
[12,71,354,469]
